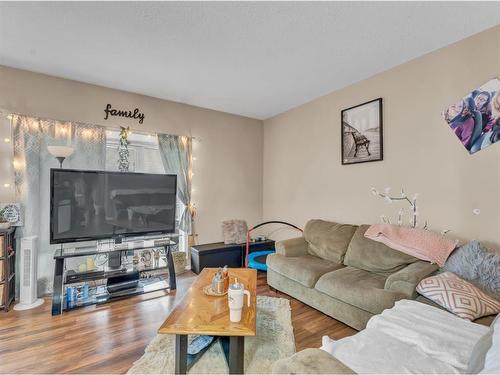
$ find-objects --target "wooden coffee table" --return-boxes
[159,268,257,374]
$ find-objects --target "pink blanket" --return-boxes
[364,224,458,267]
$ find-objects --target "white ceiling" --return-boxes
[0,2,499,120]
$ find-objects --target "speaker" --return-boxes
[108,252,122,269]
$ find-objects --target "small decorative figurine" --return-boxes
[132,254,140,265]
[140,250,152,268]
[153,249,161,268]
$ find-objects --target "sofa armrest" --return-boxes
[272,348,355,374]
[275,237,308,257]
[385,261,438,298]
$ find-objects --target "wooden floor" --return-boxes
[0,271,356,374]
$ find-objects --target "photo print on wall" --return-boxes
[341,98,383,165]
[442,78,500,154]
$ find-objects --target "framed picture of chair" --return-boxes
[341,98,383,165]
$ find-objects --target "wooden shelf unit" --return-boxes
[0,227,16,312]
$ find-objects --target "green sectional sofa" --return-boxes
[266,219,438,330]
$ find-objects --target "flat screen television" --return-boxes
[50,169,177,244]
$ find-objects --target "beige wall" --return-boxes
[264,25,500,248]
[0,65,264,246]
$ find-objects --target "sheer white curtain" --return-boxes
[157,134,193,259]
[157,134,193,234]
[13,115,106,294]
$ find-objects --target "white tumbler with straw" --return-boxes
[228,278,251,323]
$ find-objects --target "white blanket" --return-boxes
[324,300,489,374]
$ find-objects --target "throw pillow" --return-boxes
[221,220,248,244]
[443,240,500,300]
[417,272,500,320]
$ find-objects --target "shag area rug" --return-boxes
[128,296,296,374]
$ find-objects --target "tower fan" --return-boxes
[14,236,44,310]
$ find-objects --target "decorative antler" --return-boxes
[371,187,428,229]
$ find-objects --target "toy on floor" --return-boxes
[245,221,303,271]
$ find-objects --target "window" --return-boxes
[105,130,163,173]
[105,130,188,256]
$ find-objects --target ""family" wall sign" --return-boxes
[104,104,145,124]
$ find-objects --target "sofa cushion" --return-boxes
[267,253,343,288]
[384,261,439,298]
[468,324,494,374]
[304,219,358,264]
[315,266,405,314]
[344,224,418,274]
[483,315,500,374]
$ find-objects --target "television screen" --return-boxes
[50,169,177,244]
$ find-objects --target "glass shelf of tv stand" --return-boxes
[64,257,172,284]
[63,276,170,311]
[54,239,177,259]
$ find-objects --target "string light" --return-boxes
[81,129,93,140]
[1,114,14,193]
[12,159,23,170]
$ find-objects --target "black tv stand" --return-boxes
[51,239,178,315]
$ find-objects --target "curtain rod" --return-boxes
[0,110,197,140]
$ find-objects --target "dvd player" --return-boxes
[107,271,140,294]
[66,269,105,283]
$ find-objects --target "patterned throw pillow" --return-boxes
[417,272,500,320]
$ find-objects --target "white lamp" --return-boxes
[47,146,74,168]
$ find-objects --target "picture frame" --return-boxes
[0,203,23,226]
[442,78,500,155]
[341,98,383,165]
